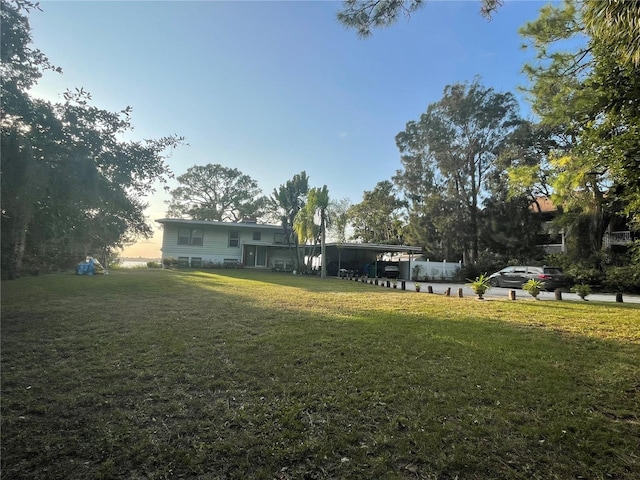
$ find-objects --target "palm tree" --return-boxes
[313,186,330,279]
[294,185,330,277]
[270,172,309,271]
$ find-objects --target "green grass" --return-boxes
[2,269,639,479]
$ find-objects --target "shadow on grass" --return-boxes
[2,269,639,479]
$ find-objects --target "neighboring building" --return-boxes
[603,221,635,253]
[530,197,567,254]
[157,218,296,270]
[530,197,635,254]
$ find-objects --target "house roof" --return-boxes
[530,197,557,213]
[156,218,284,230]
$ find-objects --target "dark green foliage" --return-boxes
[480,193,544,260]
[603,264,640,294]
[545,251,640,293]
[565,263,604,287]
[348,180,405,244]
[166,164,267,222]
[520,0,640,255]
[268,172,310,270]
[162,257,178,268]
[394,78,521,262]
[455,252,510,283]
[1,1,182,279]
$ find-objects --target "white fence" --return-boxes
[401,260,462,281]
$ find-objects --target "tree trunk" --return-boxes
[1,132,38,279]
[3,216,29,279]
[320,211,327,278]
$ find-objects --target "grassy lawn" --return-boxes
[2,269,639,479]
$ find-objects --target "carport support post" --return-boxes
[554,289,562,301]
[616,292,623,303]
[457,288,463,298]
[401,280,406,290]
[509,290,516,301]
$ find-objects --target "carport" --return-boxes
[319,243,422,278]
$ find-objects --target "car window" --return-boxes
[501,267,515,273]
[543,267,562,274]
[514,267,526,273]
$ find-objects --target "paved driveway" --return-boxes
[401,281,640,304]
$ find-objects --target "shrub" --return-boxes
[603,264,640,294]
[544,253,573,271]
[162,257,178,268]
[565,263,604,286]
[147,261,161,268]
[457,258,504,283]
[412,265,423,281]
[523,279,543,299]
[571,283,592,300]
[466,273,491,298]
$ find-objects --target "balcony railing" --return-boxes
[604,231,632,248]
[538,244,565,254]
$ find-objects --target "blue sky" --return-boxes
[28,0,547,257]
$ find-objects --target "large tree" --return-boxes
[166,164,266,222]
[1,1,181,278]
[519,0,640,257]
[348,180,405,244]
[394,79,520,262]
[328,197,352,244]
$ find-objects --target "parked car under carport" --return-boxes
[383,265,400,278]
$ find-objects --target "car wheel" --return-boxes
[489,278,499,287]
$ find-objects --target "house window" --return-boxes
[229,231,239,247]
[177,257,189,268]
[191,229,203,246]
[190,257,202,268]
[274,232,285,244]
[178,228,190,245]
[253,231,261,241]
[178,228,204,246]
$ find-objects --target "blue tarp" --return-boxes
[76,257,106,275]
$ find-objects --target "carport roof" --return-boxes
[324,243,422,254]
